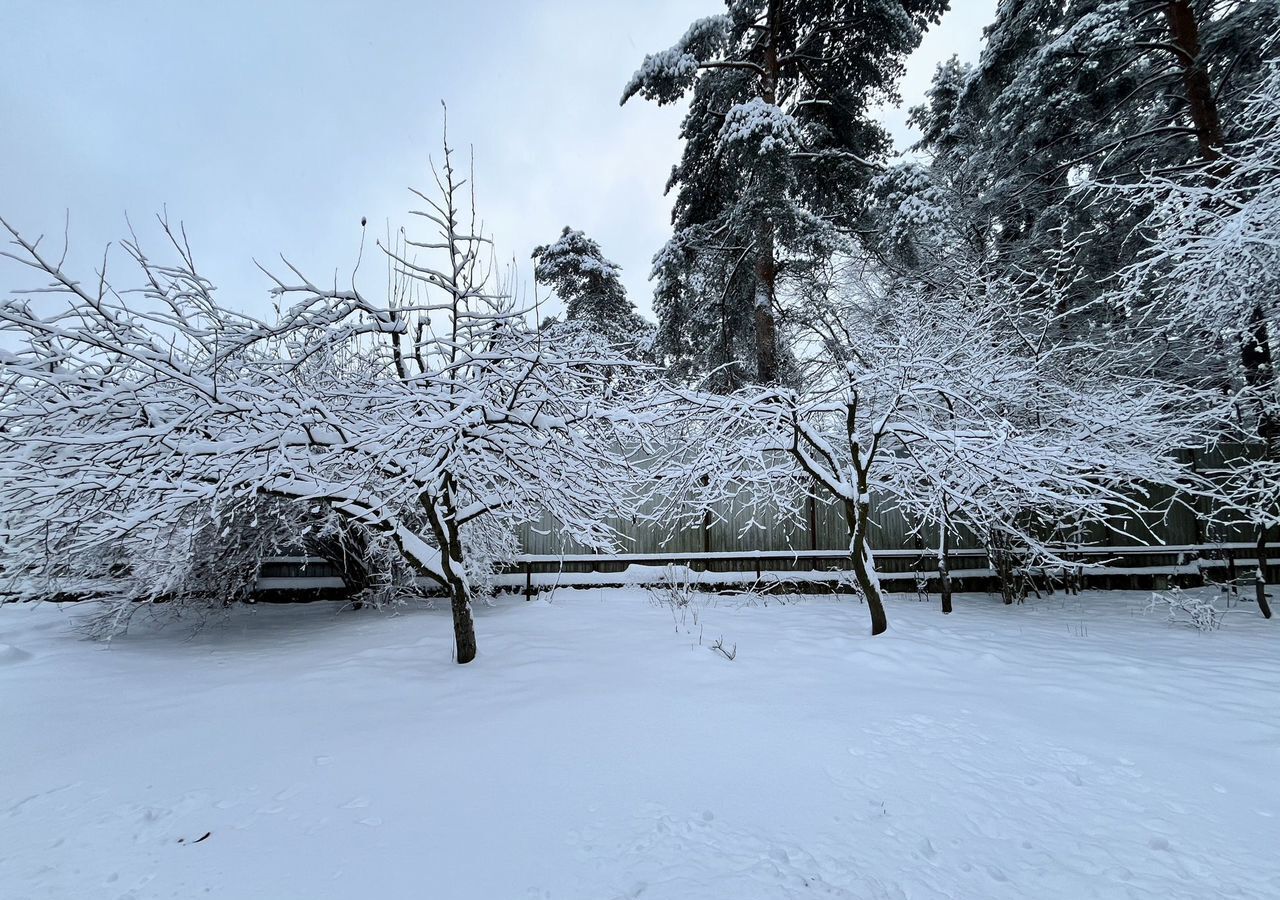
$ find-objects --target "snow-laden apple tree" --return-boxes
[0,136,657,661]
[621,0,950,389]
[667,266,1203,633]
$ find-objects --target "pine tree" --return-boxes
[917,0,1278,313]
[531,227,648,346]
[622,0,950,390]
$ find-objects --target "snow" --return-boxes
[719,98,801,156]
[2,589,1278,899]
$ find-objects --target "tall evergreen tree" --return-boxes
[914,0,1278,313]
[622,0,950,390]
[531,227,647,345]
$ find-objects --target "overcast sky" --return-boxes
[1,0,995,320]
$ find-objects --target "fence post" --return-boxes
[939,516,952,614]
[1227,547,1238,603]
[524,561,532,600]
[1187,448,1205,545]
[700,474,712,561]
[807,494,818,552]
[1257,528,1273,619]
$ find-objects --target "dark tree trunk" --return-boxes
[700,473,713,555]
[1242,309,1277,621]
[441,531,477,664]
[423,483,480,665]
[754,214,779,386]
[845,496,888,636]
[752,0,781,386]
[807,493,818,552]
[1163,0,1223,162]
[449,576,479,663]
[1243,304,1280,452]
[989,531,1022,604]
[852,540,888,636]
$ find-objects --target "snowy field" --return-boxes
[2,588,1278,900]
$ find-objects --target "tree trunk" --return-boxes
[441,530,477,664]
[754,219,779,385]
[852,538,889,636]
[752,0,781,386]
[1163,0,1223,162]
[845,496,888,635]
[989,531,1014,604]
[700,473,712,555]
[422,484,479,664]
[449,575,479,663]
[1243,304,1280,452]
[807,493,818,552]
[392,527,479,664]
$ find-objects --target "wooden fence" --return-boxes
[512,445,1263,562]
[255,444,1276,598]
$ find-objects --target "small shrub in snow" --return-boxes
[1146,589,1223,632]
[647,565,700,611]
[710,635,737,660]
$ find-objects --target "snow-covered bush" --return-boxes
[646,564,701,612]
[1145,589,1224,632]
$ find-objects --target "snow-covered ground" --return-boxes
[2,588,1277,899]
